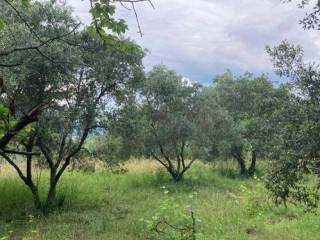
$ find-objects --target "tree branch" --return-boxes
[0,103,49,149]
[0,152,26,182]
[1,149,40,156]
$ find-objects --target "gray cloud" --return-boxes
[67,0,320,84]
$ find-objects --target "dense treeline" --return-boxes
[105,67,290,181]
[0,0,320,214]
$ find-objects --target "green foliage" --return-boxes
[88,0,128,35]
[87,135,123,162]
[111,65,207,180]
[265,158,320,212]
[84,135,128,174]
[191,87,235,162]
[141,66,201,160]
[21,0,30,7]
[201,71,291,175]
[0,0,144,210]
[2,0,320,235]
[266,41,320,211]
[0,102,32,144]
[141,188,201,240]
[121,65,235,181]
[213,72,288,156]
[0,18,4,32]
[1,0,128,36]
[107,103,146,160]
[240,175,271,217]
[69,153,96,173]
[283,0,320,30]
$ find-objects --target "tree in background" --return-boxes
[203,72,290,176]
[189,85,236,164]
[140,66,201,181]
[107,102,146,161]
[115,65,233,181]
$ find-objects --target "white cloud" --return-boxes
[66,0,320,84]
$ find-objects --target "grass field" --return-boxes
[0,160,319,240]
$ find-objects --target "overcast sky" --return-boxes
[67,0,320,84]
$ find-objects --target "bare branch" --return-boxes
[131,2,143,37]
[0,152,26,182]
[1,149,40,156]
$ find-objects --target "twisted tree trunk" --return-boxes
[233,149,257,176]
[233,151,248,175]
[248,150,257,176]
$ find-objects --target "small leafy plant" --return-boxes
[240,175,271,217]
[141,187,202,240]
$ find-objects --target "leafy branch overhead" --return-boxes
[0,0,154,37]
[89,0,154,37]
[284,0,320,29]
[0,0,145,210]
[0,0,150,152]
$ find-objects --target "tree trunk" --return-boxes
[248,150,257,176]
[152,150,190,182]
[28,183,42,210]
[169,166,189,182]
[45,168,58,208]
[173,172,184,182]
[24,136,42,210]
[234,152,248,175]
[168,168,180,182]
[46,183,57,208]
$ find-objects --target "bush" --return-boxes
[265,159,320,212]
[66,147,95,173]
[86,135,129,172]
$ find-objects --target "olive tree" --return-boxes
[265,41,320,209]
[0,0,150,150]
[139,66,200,181]
[0,0,82,149]
[205,72,289,176]
[0,1,144,209]
[128,66,233,181]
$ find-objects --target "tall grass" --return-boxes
[0,160,319,239]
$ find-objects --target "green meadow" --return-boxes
[0,160,319,240]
